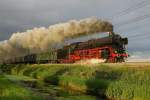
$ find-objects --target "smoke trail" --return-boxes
[0,17,113,61]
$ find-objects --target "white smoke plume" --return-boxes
[0,17,113,61]
[75,59,106,65]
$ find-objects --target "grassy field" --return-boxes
[0,63,150,100]
[0,74,43,100]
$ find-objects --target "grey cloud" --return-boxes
[0,0,149,52]
[127,51,150,62]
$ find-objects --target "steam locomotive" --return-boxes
[3,32,128,64]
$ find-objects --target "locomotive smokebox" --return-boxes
[122,38,128,45]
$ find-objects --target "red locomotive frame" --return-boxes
[58,32,128,63]
[59,46,128,63]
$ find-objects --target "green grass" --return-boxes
[1,63,150,100]
[0,74,43,100]
[106,69,150,100]
[2,74,97,100]
[55,95,96,100]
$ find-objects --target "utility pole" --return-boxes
[68,42,71,63]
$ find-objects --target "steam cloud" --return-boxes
[0,17,113,62]
[75,59,106,65]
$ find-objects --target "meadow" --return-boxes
[0,74,43,100]
[0,63,150,100]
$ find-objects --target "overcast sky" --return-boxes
[0,0,150,52]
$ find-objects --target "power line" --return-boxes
[129,36,150,43]
[115,13,150,27]
[107,0,150,45]
[115,21,150,32]
[129,33,150,42]
[109,0,150,30]
[110,0,150,20]
[128,32,150,38]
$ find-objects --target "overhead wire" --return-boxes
[107,0,150,44]
[115,13,150,27]
[108,0,150,31]
[129,33,150,38]
[129,35,150,42]
[110,0,150,20]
